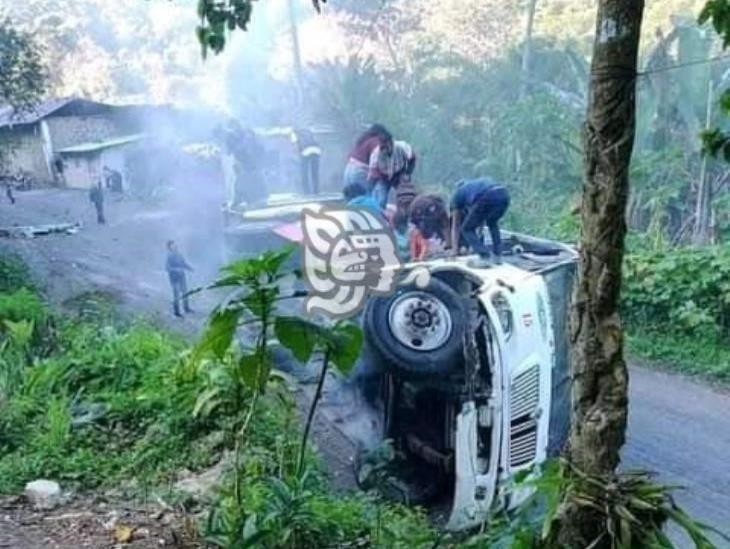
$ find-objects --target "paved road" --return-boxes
[1,189,729,544]
[624,367,730,546]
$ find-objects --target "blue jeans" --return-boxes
[169,274,190,315]
[343,161,368,188]
[371,180,390,209]
[461,187,510,257]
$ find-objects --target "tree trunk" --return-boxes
[520,0,538,98]
[693,81,714,245]
[560,0,644,545]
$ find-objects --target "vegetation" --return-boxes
[624,245,730,380]
[0,254,442,547]
[0,19,46,109]
[468,459,727,548]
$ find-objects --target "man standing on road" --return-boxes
[450,177,510,265]
[165,240,193,318]
[5,182,15,204]
[88,180,106,224]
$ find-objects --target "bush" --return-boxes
[0,317,223,492]
[0,288,47,326]
[624,246,730,338]
[0,254,34,293]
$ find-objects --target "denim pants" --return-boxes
[371,180,390,209]
[170,275,190,315]
[342,161,368,188]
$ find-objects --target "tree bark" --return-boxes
[693,81,714,245]
[560,0,644,545]
[520,0,538,98]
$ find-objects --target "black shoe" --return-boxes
[174,311,183,318]
[184,308,194,314]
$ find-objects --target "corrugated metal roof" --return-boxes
[56,133,145,154]
[0,97,115,128]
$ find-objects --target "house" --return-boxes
[56,134,145,190]
[0,97,140,187]
[0,97,228,190]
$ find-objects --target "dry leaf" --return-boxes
[114,524,134,543]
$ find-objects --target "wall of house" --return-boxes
[45,115,120,151]
[61,146,132,190]
[61,153,100,190]
[0,126,52,183]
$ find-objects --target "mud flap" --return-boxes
[446,401,494,531]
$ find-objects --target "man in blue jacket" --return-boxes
[450,178,510,264]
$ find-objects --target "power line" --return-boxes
[589,53,730,81]
[638,53,730,76]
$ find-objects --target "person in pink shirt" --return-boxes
[342,124,392,189]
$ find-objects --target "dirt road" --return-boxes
[1,189,729,545]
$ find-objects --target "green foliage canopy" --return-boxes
[0,19,46,109]
[196,0,326,57]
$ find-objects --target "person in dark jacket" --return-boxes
[165,240,193,317]
[450,178,510,264]
[88,181,105,224]
[224,124,266,206]
[292,128,321,194]
[103,166,123,193]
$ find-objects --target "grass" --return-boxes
[627,326,730,383]
[0,254,442,546]
[0,252,34,293]
[0,320,223,493]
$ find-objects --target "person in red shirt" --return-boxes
[342,124,392,189]
[409,194,450,261]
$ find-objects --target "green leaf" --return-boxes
[193,307,243,361]
[262,245,297,275]
[239,351,271,391]
[274,316,318,363]
[4,318,34,348]
[193,386,222,418]
[326,322,363,375]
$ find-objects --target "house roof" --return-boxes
[56,134,145,154]
[0,97,116,128]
